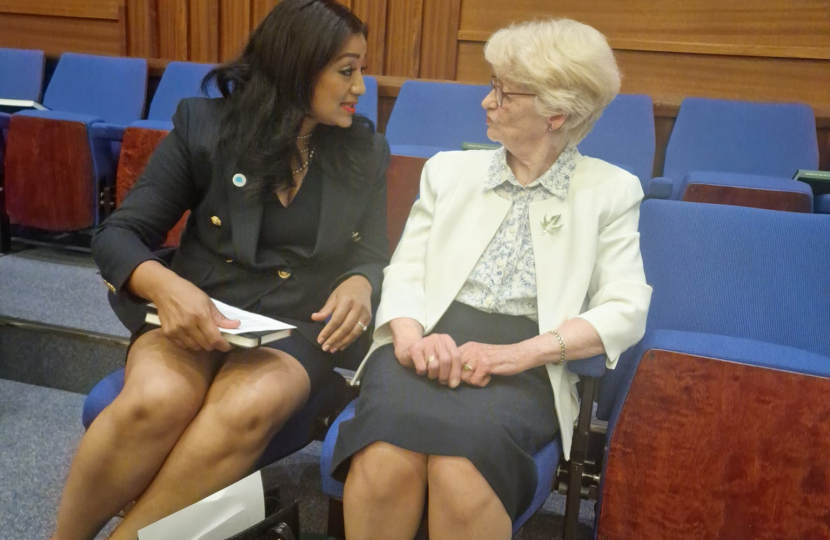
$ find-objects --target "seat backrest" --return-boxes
[0,48,45,101]
[385,80,491,149]
[597,199,830,418]
[43,53,148,125]
[664,97,819,181]
[148,61,217,121]
[356,75,378,126]
[578,93,655,184]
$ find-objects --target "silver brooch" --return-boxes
[540,214,563,235]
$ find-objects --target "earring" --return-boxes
[547,125,554,132]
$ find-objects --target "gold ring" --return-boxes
[356,321,367,332]
[427,355,436,364]
[463,363,474,372]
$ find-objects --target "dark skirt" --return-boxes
[330,302,559,520]
[128,323,338,395]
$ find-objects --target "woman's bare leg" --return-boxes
[426,455,512,540]
[106,346,311,540]
[343,442,428,540]
[50,330,221,540]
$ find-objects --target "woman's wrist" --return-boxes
[389,318,424,349]
[342,274,372,295]
[128,260,181,303]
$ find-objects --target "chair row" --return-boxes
[1,47,827,244]
[82,199,830,539]
[0,49,377,236]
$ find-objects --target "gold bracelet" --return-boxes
[549,330,566,365]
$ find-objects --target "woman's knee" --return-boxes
[110,374,206,437]
[347,442,428,501]
[205,350,311,439]
[427,456,505,525]
[208,385,296,439]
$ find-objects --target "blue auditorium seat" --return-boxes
[4,53,147,230]
[0,48,45,250]
[356,75,377,126]
[594,200,830,538]
[385,80,491,158]
[0,47,45,130]
[126,61,218,132]
[578,93,656,187]
[654,98,819,206]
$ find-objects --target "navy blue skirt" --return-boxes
[330,302,559,520]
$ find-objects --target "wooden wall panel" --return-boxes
[419,0,461,79]
[353,0,388,74]
[0,0,121,20]
[157,0,189,60]
[458,0,830,60]
[384,0,423,77]
[189,0,219,62]
[455,42,830,113]
[0,13,126,57]
[126,0,156,57]
[219,0,250,61]
[251,0,280,31]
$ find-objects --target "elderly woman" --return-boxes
[331,19,652,540]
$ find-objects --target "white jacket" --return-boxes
[353,149,652,459]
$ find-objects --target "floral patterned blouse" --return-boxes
[454,145,578,322]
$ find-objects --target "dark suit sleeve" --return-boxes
[331,133,391,301]
[92,100,198,294]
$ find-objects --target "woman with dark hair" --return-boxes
[50,2,389,540]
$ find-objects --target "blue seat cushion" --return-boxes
[82,368,125,429]
[320,399,563,534]
[567,353,607,378]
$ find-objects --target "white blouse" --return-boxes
[455,146,579,321]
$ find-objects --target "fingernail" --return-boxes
[451,379,459,388]
[331,348,338,353]
[318,338,323,344]
[322,345,329,351]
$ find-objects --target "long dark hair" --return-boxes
[202,0,374,198]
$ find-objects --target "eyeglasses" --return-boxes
[490,76,536,107]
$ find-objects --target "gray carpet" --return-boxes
[0,248,129,338]
[0,378,595,540]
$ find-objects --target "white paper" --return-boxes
[138,471,266,540]
[210,299,296,335]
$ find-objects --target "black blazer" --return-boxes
[93,97,391,347]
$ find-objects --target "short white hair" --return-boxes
[484,19,621,145]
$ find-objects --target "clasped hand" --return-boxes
[395,334,525,388]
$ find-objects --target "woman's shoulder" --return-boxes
[424,149,497,174]
[174,97,224,127]
[573,154,643,197]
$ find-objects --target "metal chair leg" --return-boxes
[327,497,346,539]
[562,376,597,540]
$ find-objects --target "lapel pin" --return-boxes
[232,173,247,187]
[540,214,563,235]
